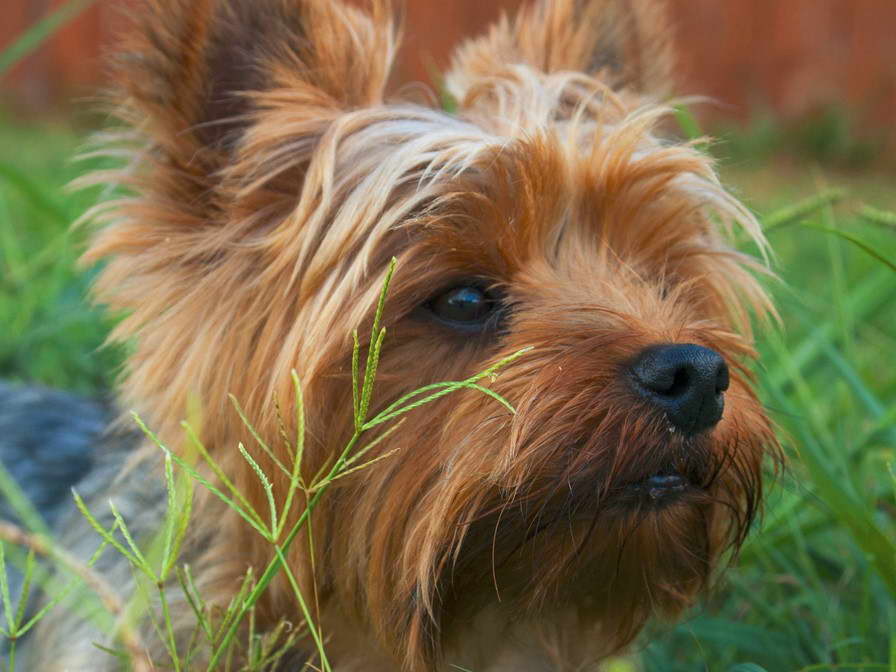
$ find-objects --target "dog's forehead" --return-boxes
[266,102,763,334]
[389,120,715,272]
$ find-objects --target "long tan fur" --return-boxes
[30,1,779,670]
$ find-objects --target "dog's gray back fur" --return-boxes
[0,383,167,670]
[0,383,107,527]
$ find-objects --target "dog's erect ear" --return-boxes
[446,0,673,103]
[114,0,395,163]
[83,0,398,458]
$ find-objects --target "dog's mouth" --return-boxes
[627,471,693,500]
[605,464,707,508]
[552,439,718,514]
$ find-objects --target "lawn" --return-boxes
[0,118,122,392]
[1,112,894,671]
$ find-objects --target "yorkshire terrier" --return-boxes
[11,0,779,669]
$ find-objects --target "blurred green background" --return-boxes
[1,2,895,671]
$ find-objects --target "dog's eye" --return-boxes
[428,285,501,330]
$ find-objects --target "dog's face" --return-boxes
[311,115,778,664]
[88,0,778,667]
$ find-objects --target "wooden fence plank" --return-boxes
[1,0,894,131]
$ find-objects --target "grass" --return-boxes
[709,105,888,172]
[0,117,122,392]
[0,20,894,670]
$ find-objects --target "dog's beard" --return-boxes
[360,391,774,667]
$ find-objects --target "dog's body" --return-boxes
[8,1,779,669]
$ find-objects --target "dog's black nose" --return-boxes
[630,344,729,435]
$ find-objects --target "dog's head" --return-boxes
[87,0,779,667]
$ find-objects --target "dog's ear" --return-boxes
[446,0,673,104]
[83,0,397,440]
[113,0,395,165]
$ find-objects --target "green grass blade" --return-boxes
[71,491,143,571]
[14,550,35,628]
[673,104,704,141]
[229,394,291,478]
[861,204,896,228]
[0,543,14,632]
[762,189,846,233]
[106,500,153,579]
[0,162,69,223]
[272,546,331,672]
[0,461,51,536]
[0,0,97,76]
[238,444,277,540]
[276,371,306,540]
[163,443,271,541]
[804,225,896,272]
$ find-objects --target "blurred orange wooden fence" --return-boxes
[2,0,895,132]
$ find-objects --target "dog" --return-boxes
[10,0,780,669]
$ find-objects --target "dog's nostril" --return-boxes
[631,344,729,435]
[715,361,730,395]
[664,367,692,398]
